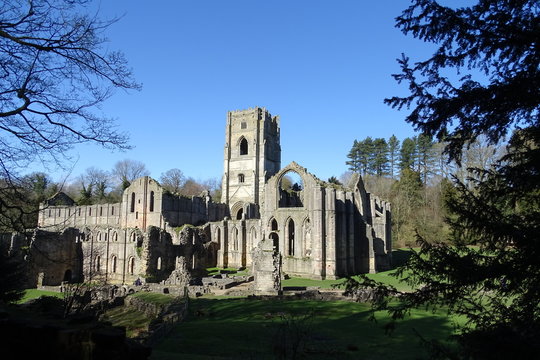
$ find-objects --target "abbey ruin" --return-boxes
[11,107,391,291]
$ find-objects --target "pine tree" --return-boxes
[371,138,389,176]
[388,135,400,179]
[399,137,416,171]
[345,140,361,173]
[348,1,540,357]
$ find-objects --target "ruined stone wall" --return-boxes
[77,226,144,285]
[212,218,260,269]
[38,176,228,235]
[27,228,81,286]
[38,203,121,229]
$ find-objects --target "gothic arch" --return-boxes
[238,136,249,155]
[269,217,278,231]
[128,257,135,275]
[286,217,295,256]
[111,255,118,273]
[277,170,304,208]
[231,201,244,220]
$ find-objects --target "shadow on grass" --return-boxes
[391,249,413,268]
[151,297,459,360]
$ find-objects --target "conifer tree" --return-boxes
[349,1,540,358]
[388,135,400,179]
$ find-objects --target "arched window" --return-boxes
[128,257,135,275]
[97,232,101,242]
[271,218,278,231]
[95,256,101,272]
[240,137,248,155]
[288,218,295,256]
[279,171,304,208]
[131,232,136,242]
[238,173,245,183]
[233,228,239,251]
[111,255,117,273]
[89,207,92,216]
[157,257,162,270]
[215,228,221,248]
[149,191,155,212]
[236,208,243,220]
[270,232,279,252]
[111,206,114,216]
[113,232,118,242]
[100,207,103,216]
[130,192,135,213]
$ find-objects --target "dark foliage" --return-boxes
[0,244,26,303]
[349,1,540,358]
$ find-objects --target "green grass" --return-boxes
[282,269,414,293]
[131,292,178,305]
[151,297,464,360]
[102,306,153,338]
[282,248,417,292]
[18,289,64,304]
[205,267,249,277]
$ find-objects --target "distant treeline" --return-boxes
[344,135,503,248]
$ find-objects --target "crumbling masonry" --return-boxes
[17,107,391,288]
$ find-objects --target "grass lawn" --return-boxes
[151,297,463,360]
[282,270,414,292]
[131,292,178,305]
[282,248,416,292]
[101,306,154,338]
[206,267,250,277]
[18,289,64,304]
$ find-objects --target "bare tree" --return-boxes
[112,159,149,189]
[180,178,206,197]
[0,0,140,231]
[160,168,185,194]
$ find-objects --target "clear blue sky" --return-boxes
[55,0,448,184]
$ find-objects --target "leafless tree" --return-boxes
[160,168,185,194]
[0,0,140,231]
[111,159,149,189]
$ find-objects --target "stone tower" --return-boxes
[221,107,281,219]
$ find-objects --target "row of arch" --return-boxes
[213,216,312,260]
[47,205,117,218]
[78,229,142,243]
[268,216,311,257]
[92,255,136,274]
[91,255,163,275]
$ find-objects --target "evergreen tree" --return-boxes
[349,1,540,358]
[327,176,342,185]
[416,134,435,184]
[388,135,400,179]
[371,138,389,176]
[399,137,416,171]
[358,137,374,175]
[345,140,361,173]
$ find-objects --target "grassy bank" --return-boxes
[151,297,463,360]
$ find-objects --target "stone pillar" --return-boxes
[311,186,326,279]
[336,190,348,276]
[325,188,337,279]
[346,192,356,274]
[253,238,281,295]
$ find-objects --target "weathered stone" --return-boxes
[9,107,391,291]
